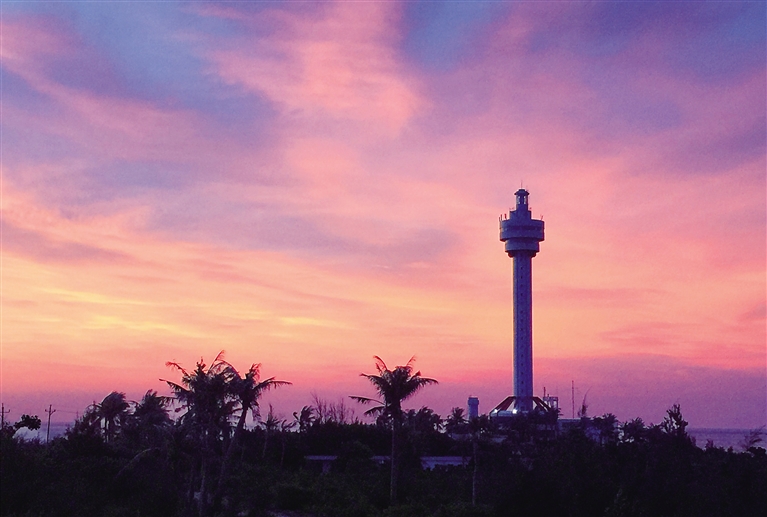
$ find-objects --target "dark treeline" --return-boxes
[1,355,766,517]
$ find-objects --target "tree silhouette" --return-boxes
[593,413,619,446]
[1,414,42,438]
[97,391,130,443]
[351,356,437,504]
[15,414,42,432]
[293,405,314,434]
[164,353,235,515]
[469,414,494,507]
[215,362,289,503]
[445,407,468,435]
[661,403,689,442]
[620,417,647,443]
[126,390,171,447]
[68,405,102,440]
[165,353,289,514]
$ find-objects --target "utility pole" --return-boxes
[1,404,10,428]
[45,404,56,443]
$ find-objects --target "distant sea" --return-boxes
[13,423,763,451]
[687,428,763,450]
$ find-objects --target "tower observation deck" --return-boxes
[499,189,544,413]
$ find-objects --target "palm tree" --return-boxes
[352,356,437,504]
[68,405,101,439]
[164,352,235,514]
[133,390,171,426]
[165,353,236,436]
[620,417,647,443]
[128,390,172,446]
[293,405,314,433]
[97,391,130,443]
[215,365,290,501]
[445,407,468,435]
[261,404,281,460]
[593,413,619,446]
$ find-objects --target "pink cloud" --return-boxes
[202,1,422,134]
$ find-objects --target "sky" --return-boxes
[1,0,765,430]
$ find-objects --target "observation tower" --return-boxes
[497,189,544,414]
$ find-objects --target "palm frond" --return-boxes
[357,356,437,425]
[209,351,231,374]
[373,355,387,374]
[164,362,188,376]
[350,395,380,405]
[364,405,385,417]
[161,379,189,395]
[262,378,292,389]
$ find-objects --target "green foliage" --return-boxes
[445,407,468,435]
[97,392,130,443]
[14,414,42,431]
[661,403,690,442]
[0,414,44,440]
[123,390,172,448]
[5,372,766,517]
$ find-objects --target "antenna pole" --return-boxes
[571,381,575,419]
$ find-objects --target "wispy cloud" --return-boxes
[202,1,422,134]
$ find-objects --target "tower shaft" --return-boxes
[513,252,534,412]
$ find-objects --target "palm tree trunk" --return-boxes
[186,464,196,511]
[215,407,249,507]
[199,426,217,517]
[390,418,399,505]
[472,437,478,506]
[199,457,208,517]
